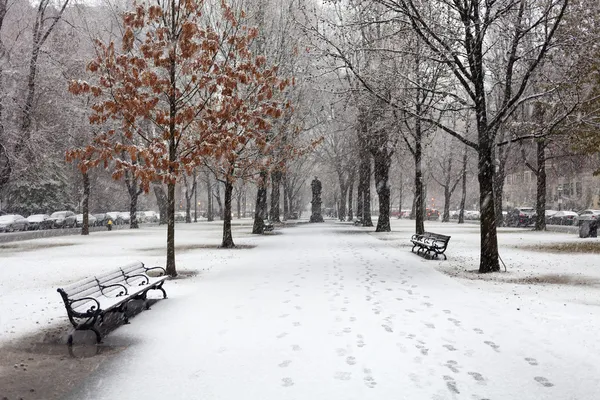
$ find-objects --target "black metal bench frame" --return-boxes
[411,232,451,260]
[57,262,168,346]
[264,220,274,232]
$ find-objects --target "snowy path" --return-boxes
[65,222,599,400]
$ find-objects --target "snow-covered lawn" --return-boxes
[1,219,599,399]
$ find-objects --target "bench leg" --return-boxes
[67,326,102,346]
[118,303,130,324]
[156,281,167,299]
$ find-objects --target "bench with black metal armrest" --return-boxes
[263,220,274,232]
[410,232,451,260]
[56,261,168,346]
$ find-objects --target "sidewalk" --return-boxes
[61,222,599,400]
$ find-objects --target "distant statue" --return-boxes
[310,177,324,223]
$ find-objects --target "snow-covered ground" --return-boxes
[1,219,599,399]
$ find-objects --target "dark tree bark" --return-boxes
[252,170,268,234]
[534,140,547,231]
[206,173,214,222]
[166,181,176,276]
[183,173,196,223]
[337,179,348,221]
[373,149,392,232]
[283,173,289,220]
[478,139,500,273]
[124,169,143,229]
[270,170,282,222]
[356,172,364,221]
[413,126,425,234]
[165,34,178,278]
[359,147,373,227]
[347,171,355,221]
[81,171,90,235]
[433,156,461,223]
[458,147,468,224]
[154,184,168,225]
[222,179,235,248]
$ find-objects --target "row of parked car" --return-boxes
[0,210,161,232]
[504,207,600,227]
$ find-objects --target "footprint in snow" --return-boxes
[281,377,294,387]
[468,371,485,382]
[442,344,457,351]
[484,341,500,352]
[278,360,292,368]
[525,357,538,366]
[443,375,460,394]
[534,376,554,387]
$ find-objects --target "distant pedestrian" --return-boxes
[107,219,113,231]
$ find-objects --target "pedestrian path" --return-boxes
[66,222,599,400]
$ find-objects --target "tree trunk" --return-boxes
[129,189,139,229]
[356,172,364,221]
[185,189,192,223]
[458,147,467,224]
[338,182,348,222]
[252,170,268,234]
[206,173,214,221]
[222,179,235,248]
[442,186,451,223]
[236,186,242,219]
[347,174,354,221]
[414,135,425,234]
[373,150,391,232]
[270,170,282,222]
[166,181,176,276]
[124,170,140,229]
[154,184,168,225]
[478,143,500,273]
[283,173,289,220]
[81,171,90,235]
[165,39,177,278]
[361,150,373,227]
[397,173,403,219]
[534,140,547,231]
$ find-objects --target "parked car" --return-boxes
[119,212,131,224]
[106,212,124,225]
[93,213,111,226]
[49,211,77,228]
[465,210,480,220]
[425,208,440,221]
[505,207,536,227]
[549,210,578,226]
[0,214,29,232]
[545,210,558,224]
[577,209,600,222]
[75,213,97,227]
[138,210,159,223]
[26,214,53,230]
[175,211,187,222]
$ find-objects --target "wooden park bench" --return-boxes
[57,261,168,346]
[410,232,451,260]
[264,220,274,232]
